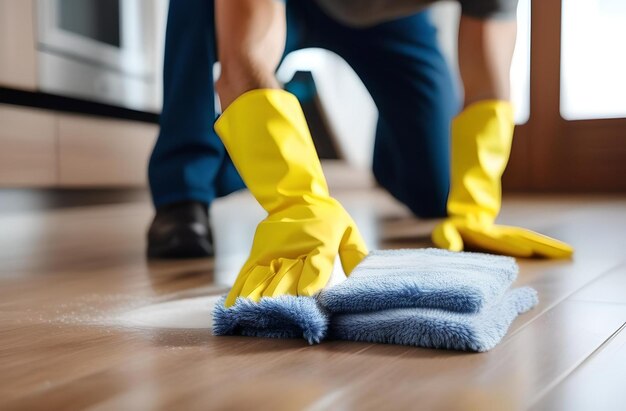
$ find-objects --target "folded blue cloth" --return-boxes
[212,295,327,344]
[320,249,519,314]
[328,287,537,352]
[213,249,538,351]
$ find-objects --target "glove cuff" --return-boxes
[215,89,330,213]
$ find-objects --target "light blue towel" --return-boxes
[213,249,538,351]
[320,249,519,314]
[213,295,327,344]
[328,287,537,352]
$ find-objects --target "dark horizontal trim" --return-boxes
[0,86,159,124]
[0,188,150,213]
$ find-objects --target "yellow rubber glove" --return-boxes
[215,89,368,307]
[432,100,573,259]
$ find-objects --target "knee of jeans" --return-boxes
[373,167,448,219]
[403,193,448,219]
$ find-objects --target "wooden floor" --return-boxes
[1,178,625,410]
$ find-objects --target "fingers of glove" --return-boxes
[457,224,534,258]
[224,260,256,307]
[261,258,304,298]
[338,224,368,276]
[495,225,574,259]
[298,249,335,297]
[432,221,464,252]
[224,265,275,307]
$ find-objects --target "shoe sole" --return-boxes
[147,233,214,259]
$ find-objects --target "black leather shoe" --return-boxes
[147,201,213,259]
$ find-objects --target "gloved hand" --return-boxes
[432,100,573,259]
[215,89,368,307]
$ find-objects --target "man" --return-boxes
[148,0,572,306]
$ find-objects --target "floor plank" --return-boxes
[530,324,626,411]
[1,183,625,410]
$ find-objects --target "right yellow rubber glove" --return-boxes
[215,89,368,307]
[432,100,574,259]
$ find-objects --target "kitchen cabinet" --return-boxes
[0,0,37,90]
[0,104,157,188]
[58,114,156,186]
[0,105,56,186]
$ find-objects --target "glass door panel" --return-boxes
[561,0,626,120]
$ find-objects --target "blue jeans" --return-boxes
[149,0,459,217]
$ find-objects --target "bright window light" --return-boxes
[561,0,626,120]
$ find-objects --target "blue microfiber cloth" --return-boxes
[320,249,519,314]
[212,295,328,344]
[328,287,538,352]
[213,249,538,351]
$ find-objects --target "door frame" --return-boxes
[504,0,626,192]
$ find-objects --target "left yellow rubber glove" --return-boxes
[432,100,574,259]
[215,89,369,307]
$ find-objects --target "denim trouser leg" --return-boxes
[148,0,244,208]
[151,0,457,218]
[287,2,459,218]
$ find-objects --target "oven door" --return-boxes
[36,0,164,111]
[37,0,156,78]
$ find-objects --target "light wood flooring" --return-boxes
[1,178,625,410]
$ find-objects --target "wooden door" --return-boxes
[505,0,626,192]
